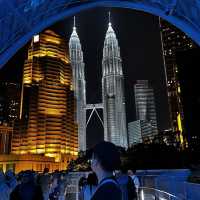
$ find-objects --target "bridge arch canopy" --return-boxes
[0,0,200,67]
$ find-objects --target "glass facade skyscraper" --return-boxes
[102,21,127,148]
[128,121,143,146]
[128,120,156,146]
[134,80,158,140]
[159,19,196,146]
[69,20,87,151]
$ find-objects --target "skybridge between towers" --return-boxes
[85,103,104,128]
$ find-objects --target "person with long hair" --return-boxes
[79,172,98,200]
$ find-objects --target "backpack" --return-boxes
[127,176,137,200]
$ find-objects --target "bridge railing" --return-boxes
[63,172,200,200]
[138,186,183,200]
[137,173,200,200]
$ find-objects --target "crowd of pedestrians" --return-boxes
[0,141,140,200]
[0,168,70,200]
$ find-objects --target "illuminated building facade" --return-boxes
[69,19,87,151]
[69,18,128,149]
[0,123,13,154]
[159,19,196,145]
[0,154,61,173]
[128,120,161,146]
[153,129,178,147]
[176,48,200,149]
[12,30,78,163]
[128,121,143,146]
[134,80,158,140]
[102,21,128,148]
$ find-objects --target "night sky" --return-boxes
[1,7,170,148]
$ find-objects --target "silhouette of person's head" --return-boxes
[5,169,15,180]
[43,168,49,174]
[87,172,98,186]
[128,169,136,176]
[22,170,34,183]
[91,141,121,174]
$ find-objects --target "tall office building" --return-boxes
[134,80,158,140]
[176,48,200,149]
[0,82,21,125]
[159,19,196,145]
[69,19,87,151]
[102,20,127,148]
[12,30,78,162]
[128,120,155,146]
[0,82,20,154]
[128,121,142,146]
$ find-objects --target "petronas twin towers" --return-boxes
[69,17,128,151]
[69,21,87,151]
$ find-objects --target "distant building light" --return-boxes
[178,86,181,93]
[33,35,39,43]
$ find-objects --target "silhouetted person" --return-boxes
[38,173,51,200]
[43,168,49,174]
[10,170,43,200]
[5,169,17,197]
[128,169,140,194]
[78,176,87,192]
[49,173,60,200]
[90,141,122,200]
[0,172,10,200]
[79,172,98,200]
[118,167,137,200]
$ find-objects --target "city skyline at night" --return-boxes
[0,8,196,150]
[0,2,200,198]
[52,8,170,147]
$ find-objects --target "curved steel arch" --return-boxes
[0,0,200,67]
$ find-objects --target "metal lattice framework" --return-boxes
[86,104,104,128]
[0,0,200,67]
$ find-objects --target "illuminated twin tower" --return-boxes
[69,17,128,150]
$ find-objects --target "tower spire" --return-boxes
[108,11,111,26]
[73,16,76,30]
